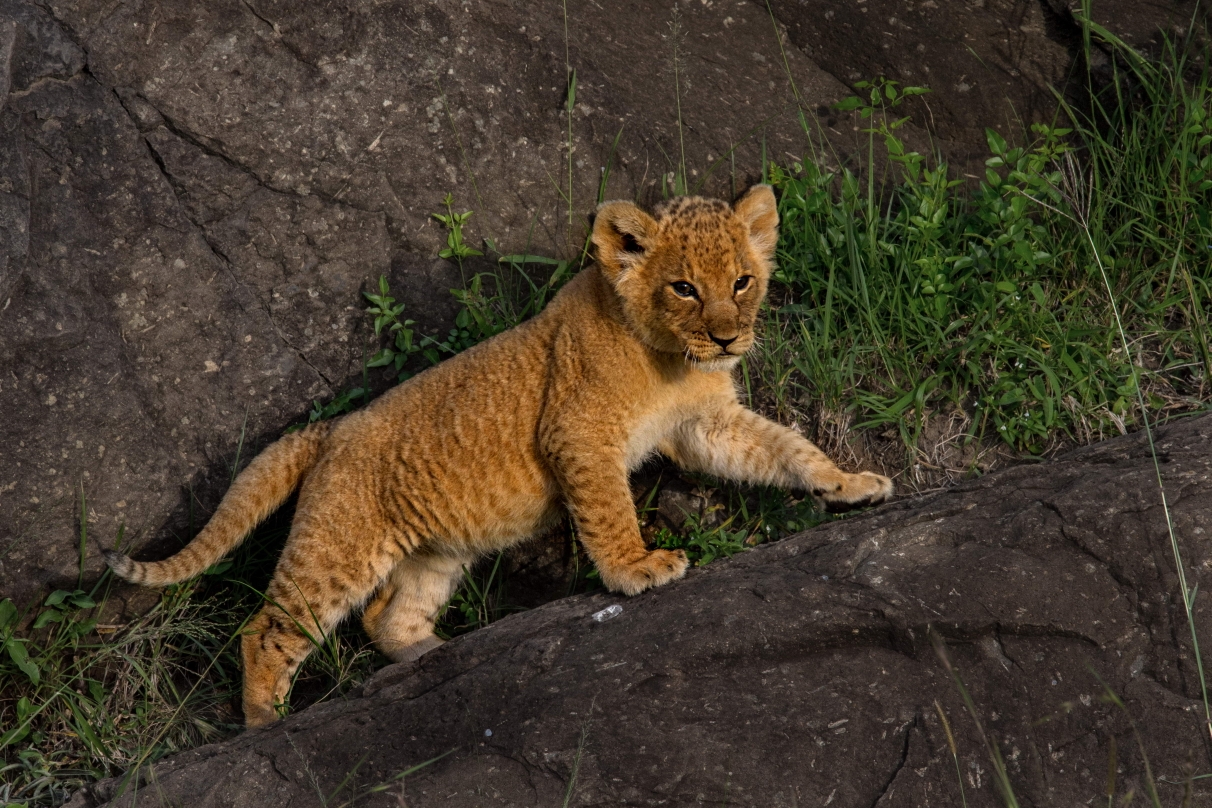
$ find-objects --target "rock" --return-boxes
[766,0,1202,168]
[1067,0,1199,48]
[0,21,14,112]
[70,414,1212,807]
[0,66,342,609]
[0,0,1196,609]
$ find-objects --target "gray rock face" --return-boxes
[768,0,1200,166]
[69,414,1212,807]
[0,0,1196,607]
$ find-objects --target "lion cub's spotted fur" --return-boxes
[105,186,893,727]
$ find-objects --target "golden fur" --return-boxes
[104,186,893,727]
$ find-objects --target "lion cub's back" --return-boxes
[317,313,562,548]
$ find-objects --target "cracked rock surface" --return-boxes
[68,415,1212,807]
[0,0,1197,606]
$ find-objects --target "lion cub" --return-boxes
[104,185,893,726]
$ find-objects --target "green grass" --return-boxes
[0,497,385,806]
[3,12,1211,806]
[752,56,1211,483]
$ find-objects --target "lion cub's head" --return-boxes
[591,185,778,371]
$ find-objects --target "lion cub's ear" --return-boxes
[733,184,779,263]
[592,201,658,284]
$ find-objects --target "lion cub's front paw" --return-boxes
[817,470,894,512]
[600,549,689,596]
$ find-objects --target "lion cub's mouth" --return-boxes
[687,346,745,371]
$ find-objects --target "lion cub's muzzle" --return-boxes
[687,329,752,364]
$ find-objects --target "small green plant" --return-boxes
[1,600,41,694]
[432,193,483,266]
[28,590,96,632]
[363,275,424,381]
[425,273,514,360]
[305,385,368,424]
[303,206,550,417]
[834,77,932,150]
[439,554,515,638]
[448,256,568,339]
[653,517,749,567]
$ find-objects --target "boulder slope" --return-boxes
[70,414,1212,807]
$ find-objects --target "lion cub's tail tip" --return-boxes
[102,549,138,582]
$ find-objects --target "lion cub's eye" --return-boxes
[734,275,753,293]
[671,281,697,298]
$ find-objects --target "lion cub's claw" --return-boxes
[602,549,689,596]
[818,470,894,512]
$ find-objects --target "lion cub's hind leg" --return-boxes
[241,519,404,727]
[362,552,467,664]
[241,604,318,729]
[241,565,382,728]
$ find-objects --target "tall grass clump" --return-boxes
[0,505,380,805]
[757,34,1211,481]
[1,580,228,805]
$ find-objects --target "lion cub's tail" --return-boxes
[104,421,332,587]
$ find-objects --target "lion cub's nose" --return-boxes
[709,333,738,351]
